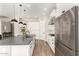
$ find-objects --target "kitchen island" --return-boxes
[0,35,35,56]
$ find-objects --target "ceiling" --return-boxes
[0,3,56,22]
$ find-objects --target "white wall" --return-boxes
[39,19,46,40]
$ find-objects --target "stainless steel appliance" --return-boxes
[55,6,79,56]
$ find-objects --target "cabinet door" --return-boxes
[0,46,10,56]
[11,45,30,56]
[29,40,35,56]
[32,39,35,54]
[55,6,76,56]
[61,8,75,55]
[29,45,32,56]
[59,16,63,41]
[51,37,55,53]
[65,9,75,55]
[62,13,71,48]
[55,17,60,41]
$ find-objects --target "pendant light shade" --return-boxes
[11,3,18,22]
[19,22,23,24]
[19,4,23,24]
[11,18,18,22]
[23,23,27,25]
[19,18,23,24]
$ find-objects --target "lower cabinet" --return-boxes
[11,45,31,56]
[55,40,73,56]
[29,42,35,56]
[11,40,35,56]
[0,46,11,56]
[0,40,35,56]
[47,36,55,53]
[29,39,35,56]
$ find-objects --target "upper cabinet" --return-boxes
[56,3,79,17]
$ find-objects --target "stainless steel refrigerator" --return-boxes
[55,6,79,56]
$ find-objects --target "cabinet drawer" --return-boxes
[11,45,30,56]
[55,41,73,56]
[0,46,10,56]
[0,46,10,53]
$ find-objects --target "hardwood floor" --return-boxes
[32,40,55,56]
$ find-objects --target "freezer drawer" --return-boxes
[55,41,74,56]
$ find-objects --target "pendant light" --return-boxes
[19,22,23,24]
[19,18,23,24]
[23,23,27,25]
[19,4,23,24]
[23,9,27,25]
[11,3,18,22]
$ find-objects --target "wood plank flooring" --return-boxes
[32,40,55,56]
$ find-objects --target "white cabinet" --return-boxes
[0,45,34,56]
[0,46,11,56]
[48,25,55,34]
[47,36,55,53]
[11,40,35,56]
[0,39,35,56]
[50,37,55,53]
[11,45,30,56]
[29,39,35,56]
[47,24,55,53]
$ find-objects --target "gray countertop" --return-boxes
[0,36,34,45]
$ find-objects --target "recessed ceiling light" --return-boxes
[43,8,47,11]
[27,4,31,8]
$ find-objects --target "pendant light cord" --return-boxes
[14,3,15,19]
[19,4,22,21]
[11,3,18,22]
